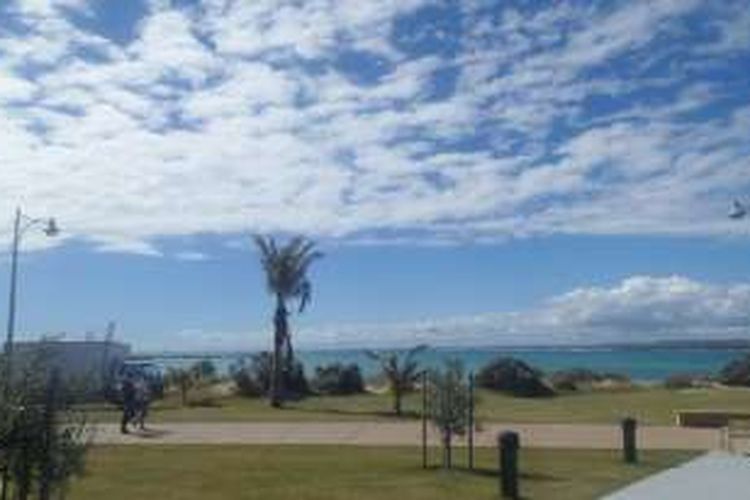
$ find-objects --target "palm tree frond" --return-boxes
[364,350,381,361]
[296,280,311,313]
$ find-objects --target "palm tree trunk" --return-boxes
[393,386,402,416]
[180,378,188,407]
[284,334,294,376]
[271,296,288,408]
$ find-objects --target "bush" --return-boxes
[192,359,218,382]
[664,373,704,389]
[549,368,631,391]
[280,357,310,398]
[476,357,555,398]
[231,365,264,398]
[312,363,365,395]
[231,352,310,398]
[549,368,602,391]
[719,354,750,386]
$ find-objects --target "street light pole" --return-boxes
[3,208,22,388]
[3,207,59,393]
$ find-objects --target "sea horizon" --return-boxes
[127,341,750,382]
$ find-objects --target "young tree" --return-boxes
[166,368,196,407]
[1,356,90,500]
[191,359,217,383]
[428,359,471,469]
[254,236,322,407]
[366,345,428,416]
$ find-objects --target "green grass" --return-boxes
[85,386,750,425]
[69,446,694,500]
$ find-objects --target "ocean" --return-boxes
[131,346,749,382]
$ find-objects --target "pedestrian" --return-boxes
[132,377,151,430]
[120,376,136,434]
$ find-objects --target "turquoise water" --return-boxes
[134,347,748,381]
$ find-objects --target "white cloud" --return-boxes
[0,0,748,253]
[94,237,162,257]
[304,275,750,348]
[174,251,209,261]
[159,275,750,350]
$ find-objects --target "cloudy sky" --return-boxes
[1,0,749,351]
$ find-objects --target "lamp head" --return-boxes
[729,200,747,220]
[44,217,59,237]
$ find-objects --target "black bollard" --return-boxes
[498,431,520,499]
[622,417,637,464]
[421,371,428,469]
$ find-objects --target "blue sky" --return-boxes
[0,0,749,351]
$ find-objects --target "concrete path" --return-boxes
[604,452,750,499]
[93,422,722,450]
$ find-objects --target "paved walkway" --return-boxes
[93,422,722,449]
[604,452,750,499]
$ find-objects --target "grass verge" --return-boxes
[70,445,694,500]
[84,386,750,425]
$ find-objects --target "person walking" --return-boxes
[120,376,136,434]
[132,377,151,431]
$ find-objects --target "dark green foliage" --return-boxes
[192,359,217,382]
[719,354,750,386]
[231,352,309,399]
[664,373,710,389]
[550,368,604,391]
[476,357,555,397]
[312,364,365,395]
[283,359,310,398]
[231,365,264,398]
[549,368,632,391]
[1,355,90,500]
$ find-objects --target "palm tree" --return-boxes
[254,235,322,407]
[166,367,195,407]
[366,344,428,416]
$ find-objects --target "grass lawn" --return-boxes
[69,445,695,500]
[85,386,750,425]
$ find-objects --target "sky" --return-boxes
[0,0,749,351]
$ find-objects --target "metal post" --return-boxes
[3,208,21,396]
[622,417,637,464]
[499,431,520,499]
[468,372,474,470]
[421,370,428,469]
[39,369,60,500]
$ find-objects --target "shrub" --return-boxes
[231,352,310,399]
[600,372,630,383]
[664,373,703,390]
[476,357,555,398]
[312,363,365,395]
[549,368,602,391]
[191,359,218,382]
[231,364,264,398]
[549,368,631,391]
[284,358,311,398]
[719,354,750,386]
[1,358,90,500]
